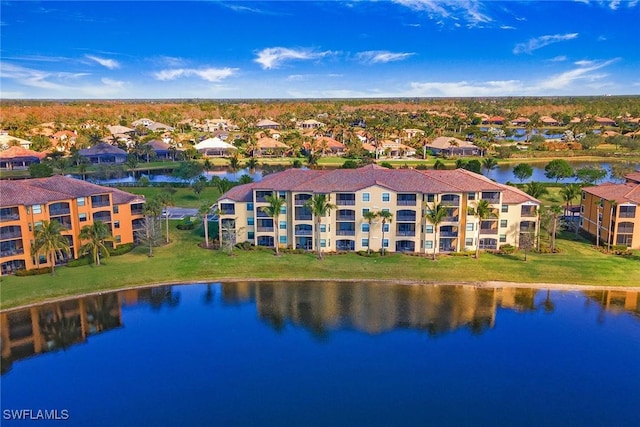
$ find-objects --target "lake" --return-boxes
[1,282,639,426]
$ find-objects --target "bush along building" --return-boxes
[0,176,145,274]
[216,165,540,255]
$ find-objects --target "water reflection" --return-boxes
[2,283,638,374]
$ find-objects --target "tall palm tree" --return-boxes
[378,210,393,256]
[32,220,71,275]
[482,157,498,177]
[362,210,378,254]
[143,198,162,257]
[261,194,286,255]
[155,193,174,244]
[549,205,563,253]
[198,202,212,248]
[474,199,494,259]
[525,181,549,199]
[79,220,113,266]
[560,183,581,231]
[305,194,336,260]
[425,203,447,260]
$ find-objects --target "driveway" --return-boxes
[163,207,199,220]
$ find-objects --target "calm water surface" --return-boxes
[1,282,639,426]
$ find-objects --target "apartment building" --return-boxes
[0,176,145,274]
[216,165,540,255]
[580,173,640,249]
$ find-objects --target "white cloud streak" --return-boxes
[356,51,415,64]
[513,33,579,54]
[392,0,493,27]
[535,58,619,90]
[85,55,120,69]
[153,67,238,82]
[254,47,334,70]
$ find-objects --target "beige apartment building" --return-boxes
[580,172,640,249]
[216,165,540,255]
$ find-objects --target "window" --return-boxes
[362,223,370,232]
[383,223,389,232]
[500,220,508,228]
[279,235,287,244]
[382,193,390,202]
[113,206,119,214]
[465,238,474,247]
[501,205,509,213]
[248,232,255,240]
[382,239,389,248]
[425,240,433,249]
[466,223,474,232]
[362,208,370,215]
[279,221,287,230]
[320,239,327,248]
[582,191,586,200]
[32,205,42,214]
[426,194,434,203]
[247,202,254,211]
[114,221,120,229]
[77,197,85,207]
[382,208,390,213]
[362,193,370,202]
[79,213,87,222]
[247,217,254,226]
[580,205,585,213]
[362,239,369,247]
[278,191,286,199]
[320,224,326,233]
[468,192,476,201]
[280,206,286,214]
[499,234,507,243]
[115,235,122,243]
[425,225,434,233]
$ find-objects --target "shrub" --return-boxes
[498,244,516,255]
[15,267,51,276]
[176,219,195,230]
[110,243,135,256]
[67,257,91,267]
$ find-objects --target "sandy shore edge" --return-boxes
[3,278,639,312]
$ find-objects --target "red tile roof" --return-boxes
[624,172,640,184]
[0,146,47,160]
[583,182,640,205]
[0,176,144,207]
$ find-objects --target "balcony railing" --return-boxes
[295,197,312,206]
[396,215,416,222]
[92,200,110,208]
[336,214,356,221]
[49,207,71,216]
[0,214,20,222]
[397,200,417,206]
[0,230,22,240]
[440,199,460,207]
[443,216,459,222]
[336,230,355,236]
[336,199,356,206]
[1,248,24,258]
[295,214,312,221]
[480,228,498,235]
[52,218,73,230]
[295,229,313,236]
[481,198,500,205]
[440,231,458,237]
[521,210,537,217]
[257,227,274,232]
[396,230,416,237]
[220,208,235,215]
[619,212,636,219]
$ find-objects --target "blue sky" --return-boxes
[1,1,639,99]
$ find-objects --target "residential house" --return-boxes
[402,129,425,141]
[255,137,289,157]
[256,119,281,130]
[143,140,173,160]
[79,142,128,164]
[540,116,560,127]
[310,136,346,156]
[511,117,531,126]
[131,118,174,132]
[0,131,32,150]
[298,119,325,130]
[425,136,481,157]
[51,130,77,151]
[216,165,540,254]
[193,137,237,157]
[595,117,616,126]
[0,176,145,274]
[0,146,46,170]
[580,180,640,249]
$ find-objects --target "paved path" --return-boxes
[164,207,198,220]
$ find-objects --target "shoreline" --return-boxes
[3,278,639,313]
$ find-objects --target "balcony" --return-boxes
[49,207,71,216]
[51,216,73,230]
[255,191,273,203]
[397,199,417,206]
[131,204,145,215]
[295,229,313,236]
[336,229,356,236]
[336,199,355,206]
[521,207,537,217]
[440,195,460,207]
[481,192,500,205]
[219,204,235,215]
[0,208,19,222]
[1,248,24,258]
[440,231,458,237]
[0,227,22,240]
[336,213,356,221]
[396,230,416,237]
[91,196,111,208]
[295,214,312,221]
[93,212,112,223]
[479,228,498,235]
[294,194,312,206]
[396,210,416,222]
[443,216,459,222]
[256,226,274,232]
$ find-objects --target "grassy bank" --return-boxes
[1,225,638,310]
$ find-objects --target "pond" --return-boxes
[1,282,639,426]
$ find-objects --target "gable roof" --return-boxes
[426,136,476,149]
[257,137,289,149]
[79,142,127,156]
[0,146,47,160]
[194,137,236,150]
[583,182,640,205]
[0,175,144,207]
[144,140,171,151]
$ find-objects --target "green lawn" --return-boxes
[118,186,222,208]
[1,225,638,310]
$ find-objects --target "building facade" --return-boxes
[216,165,540,255]
[580,173,640,249]
[0,176,145,274]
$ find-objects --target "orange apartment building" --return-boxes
[580,172,640,249]
[0,175,146,274]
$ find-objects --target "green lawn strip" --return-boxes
[117,186,221,208]
[2,225,638,310]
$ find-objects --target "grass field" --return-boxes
[1,224,638,310]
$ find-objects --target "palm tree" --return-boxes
[482,157,498,177]
[32,220,71,275]
[525,181,549,199]
[261,194,286,255]
[362,210,378,254]
[79,220,113,266]
[474,199,494,259]
[549,205,563,253]
[155,193,174,244]
[424,203,447,260]
[305,194,336,260]
[143,198,162,257]
[560,183,581,231]
[198,202,212,248]
[378,210,393,256]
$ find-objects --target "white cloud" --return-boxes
[356,51,415,64]
[410,80,524,97]
[254,47,334,70]
[153,67,237,82]
[500,25,516,30]
[513,33,578,54]
[535,58,619,90]
[101,78,125,88]
[0,62,87,90]
[392,0,493,27]
[85,55,120,69]
[549,55,568,62]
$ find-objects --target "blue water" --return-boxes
[2,283,639,426]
